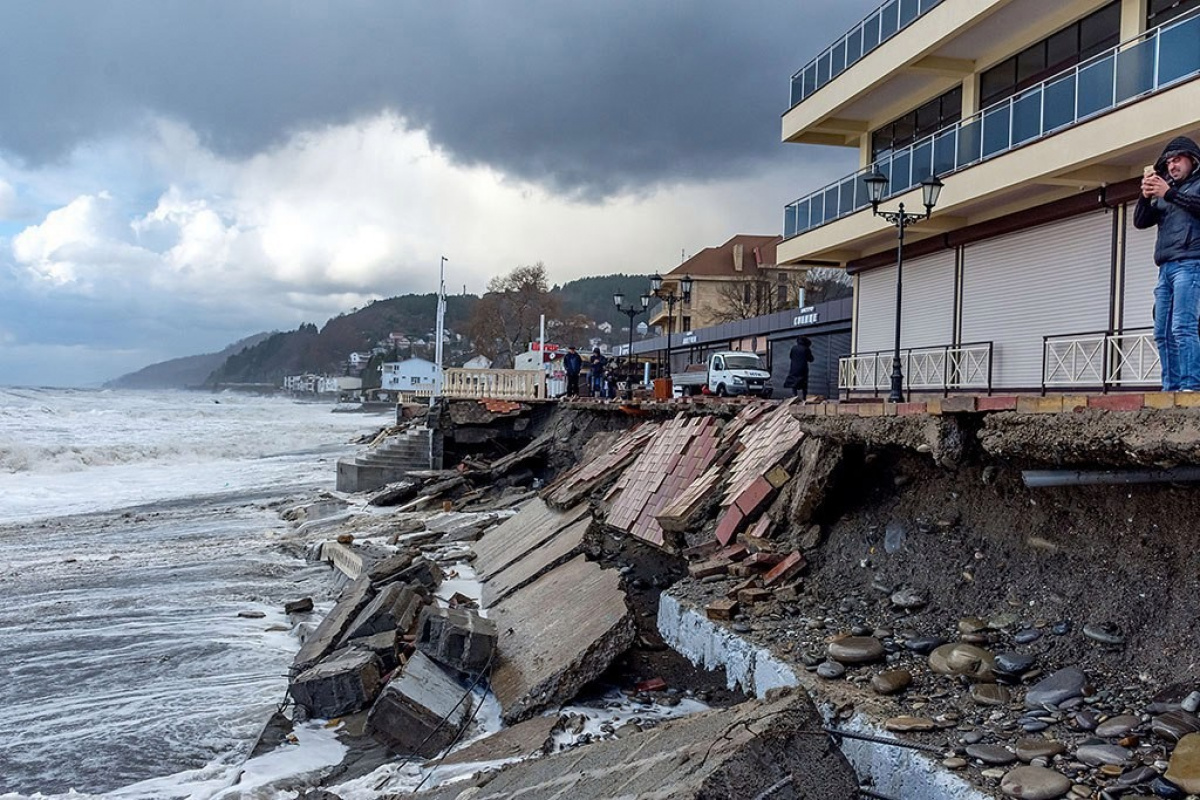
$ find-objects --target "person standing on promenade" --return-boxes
[784,335,814,399]
[589,347,608,398]
[1136,136,1200,391]
[563,346,583,397]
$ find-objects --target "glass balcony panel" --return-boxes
[803,65,816,98]
[899,0,919,27]
[1011,88,1042,145]
[838,175,858,215]
[846,28,863,64]
[863,12,881,53]
[932,129,957,176]
[1158,15,1200,85]
[910,140,933,184]
[1077,55,1115,117]
[817,52,831,86]
[832,41,846,76]
[1115,37,1156,102]
[981,104,1011,157]
[784,204,798,238]
[822,186,841,224]
[956,117,982,165]
[791,77,802,107]
[890,150,912,193]
[880,1,899,40]
[1042,73,1077,131]
[919,0,942,10]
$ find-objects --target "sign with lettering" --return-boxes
[792,306,819,326]
[682,333,698,344]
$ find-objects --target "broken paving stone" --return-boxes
[435,713,563,768]
[293,575,375,672]
[415,605,497,675]
[737,588,773,605]
[688,558,731,579]
[368,651,472,759]
[744,552,785,571]
[762,551,805,586]
[290,647,383,720]
[346,629,401,673]
[636,677,667,693]
[339,582,423,646]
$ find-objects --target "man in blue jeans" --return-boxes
[1135,136,1200,391]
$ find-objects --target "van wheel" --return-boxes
[716,384,728,397]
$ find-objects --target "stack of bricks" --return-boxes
[604,415,721,548]
[540,423,660,508]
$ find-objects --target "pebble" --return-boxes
[1051,621,1072,636]
[1153,710,1200,742]
[997,652,1037,678]
[817,660,846,679]
[828,636,885,665]
[890,588,926,610]
[1073,710,1100,731]
[1000,765,1073,799]
[972,684,1013,706]
[967,743,1018,765]
[237,610,266,618]
[1013,629,1043,644]
[1150,776,1188,798]
[885,715,937,732]
[1082,622,1126,647]
[943,757,967,769]
[1015,738,1066,762]
[1165,733,1200,793]
[732,621,751,633]
[1020,719,1051,733]
[1184,692,1200,714]
[929,643,996,682]
[1095,714,1140,738]
[871,669,912,695]
[962,730,986,744]
[905,635,946,655]
[1076,743,1133,767]
[1114,765,1158,787]
[982,767,1008,779]
[959,616,988,634]
[1026,667,1088,709]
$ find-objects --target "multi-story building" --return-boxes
[779,0,1200,394]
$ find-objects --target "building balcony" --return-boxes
[781,9,1200,260]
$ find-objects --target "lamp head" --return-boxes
[613,292,624,309]
[650,273,663,294]
[640,293,650,310]
[920,174,944,216]
[863,169,888,211]
[680,274,693,300]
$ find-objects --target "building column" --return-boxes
[961,72,980,116]
[1120,0,1148,39]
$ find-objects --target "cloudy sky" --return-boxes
[0,0,876,387]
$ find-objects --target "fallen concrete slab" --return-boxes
[338,582,423,646]
[434,713,563,768]
[415,605,497,675]
[489,554,635,724]
[471,498,589,580]
[480,515,590,607]
[410,689,858,799]
[293,574,374,673]
[367,651,473,759]
[290,647,383,720]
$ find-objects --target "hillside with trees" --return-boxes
[105,332,274,389]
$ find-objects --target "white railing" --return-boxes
[1043,329,1159,388]
[839,341,993,393]
[441,368,545,399]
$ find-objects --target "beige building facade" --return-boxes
[778,0,1200,393]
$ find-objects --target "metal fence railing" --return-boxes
[1042,328,1159,391]
[838,341,992,396]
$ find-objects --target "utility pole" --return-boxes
[433,256,447,398]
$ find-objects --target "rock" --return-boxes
[958,617,987,634]
[905,635,946,655]
[1015,738,1066,762]
[967,743,1017,765]
[1076,744,1132,767]
[1073,710,1100,731]
[1025,667,1088,709]
[1013,629,1042,644]
[817,660,846,679]
[1184,691,1200,714]
[285,598,314,615]
[996,652,1037,680]
[885,716,937,732]
[1000,765,1073,799]
[871,670,912,695]
[944,757,967,769]
[415,605,497,675]
[890,588,926,610]
[1151,776,1188,798]
[238,610,266,618]
[828,636,885,665]
[1095,714,1140,738]
[367,651,472,758]
[1165,733,1200,793]
[929,643,997,682]
[1152,710,1200,742]
[1082,622,1125,647]
[971,684,1012,706]
[1050,620,1071,636]
[290,647,383,719]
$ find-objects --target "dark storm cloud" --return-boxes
[0,0,877,197]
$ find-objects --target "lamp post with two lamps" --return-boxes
[861,170,944,403]
[613,291,651,400]
[649,273,692,380]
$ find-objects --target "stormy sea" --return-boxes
[0,388,390,799]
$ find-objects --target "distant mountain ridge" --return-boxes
[104,332,275,389]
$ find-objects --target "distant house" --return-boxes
[380,357,440,394]
[348,352,372,372]
[462,355,493,369]
[388,332,412,347]
[597,321,613,334]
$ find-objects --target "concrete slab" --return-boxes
[480,516,590,607]
[489,554,635,724]
[338,582,423,646]
[292,574,374,673]
[367,651,472,759]
[415,605,497,675]
[410,689,858,800]
[290,647,383,720]
[434,713,563,767]
[471,498,589,580]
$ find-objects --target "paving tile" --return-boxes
[977,395,1018,412]
[1016,396,1063,414]
[897,402,927,416]
[1144,391,1177,409]
[941,396,977,413]
[1087,394,1144,411]
[734,476,774,518]
[763,552,805,587]
[714,505,745,546]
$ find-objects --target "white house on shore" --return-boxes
[380,357,440,394]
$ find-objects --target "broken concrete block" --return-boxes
[490,555,635,724]
[290,647,383,719]
[364,551,415,584]
[471,499,589,580]
[415,605,497,675]
[744,552,785,571]
[339,582,423,646]
[375,556,443,592]
[346,629,401,673]
[435,713,563,767]
[293,575,375,673]
[481,515,589,607]
[367,651,472,758]
[285,597,314,615]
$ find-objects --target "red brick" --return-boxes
[738,588,774,605]
[725,576,759,599]
[1087,394,1145,411]
[717,543,750,562]
[734,476,775,518]
[688,558,731,579]
[714,505,745,546]
[705,598,738,621]
[941,396,978,413]
[763,552,805,587]
[746,515,773,540]
[977,395,1018,412]
[837,403,861,416]
[636,677,667,693]
[897,402,927,416]
[745,552,785,571]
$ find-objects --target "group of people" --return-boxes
[562,346,617,398]
[1137,135,1200,392]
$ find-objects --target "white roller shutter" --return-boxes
[1123,205,1158,330]
[961,212,1114,389]
[854,252,956,353]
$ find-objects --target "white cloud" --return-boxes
[0,178,16,217]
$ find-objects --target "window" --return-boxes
[870,85,962,159]
[1147,0,1200,26]
[682,316,692,331]
[979,1,1120,108]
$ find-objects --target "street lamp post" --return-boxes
[613,291,651,400]
[862,171,944,403]
[650,273,693,380]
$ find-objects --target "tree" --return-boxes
[803,267,853,304]
[467,262,561,367]
[709,270,807,324]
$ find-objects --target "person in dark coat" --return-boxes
[589,347,609,398]
[563,346,583,397]
[784,336,814,399]
[1135,136,1200,391]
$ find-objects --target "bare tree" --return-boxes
[709,270,807,324]
[803,266,853,304]
[467,262,561,367]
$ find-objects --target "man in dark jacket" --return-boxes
[785,336,814,399]
[1135,135,1200,391]
[589,347,609,398]
[563,346,583,397]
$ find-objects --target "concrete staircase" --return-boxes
[336,426,433,493]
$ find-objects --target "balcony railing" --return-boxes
[441,368,545,399]
[789,0,943,108]
[838,341,992,395]
[1042,328,1159,390]
[784,9,1200,239]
